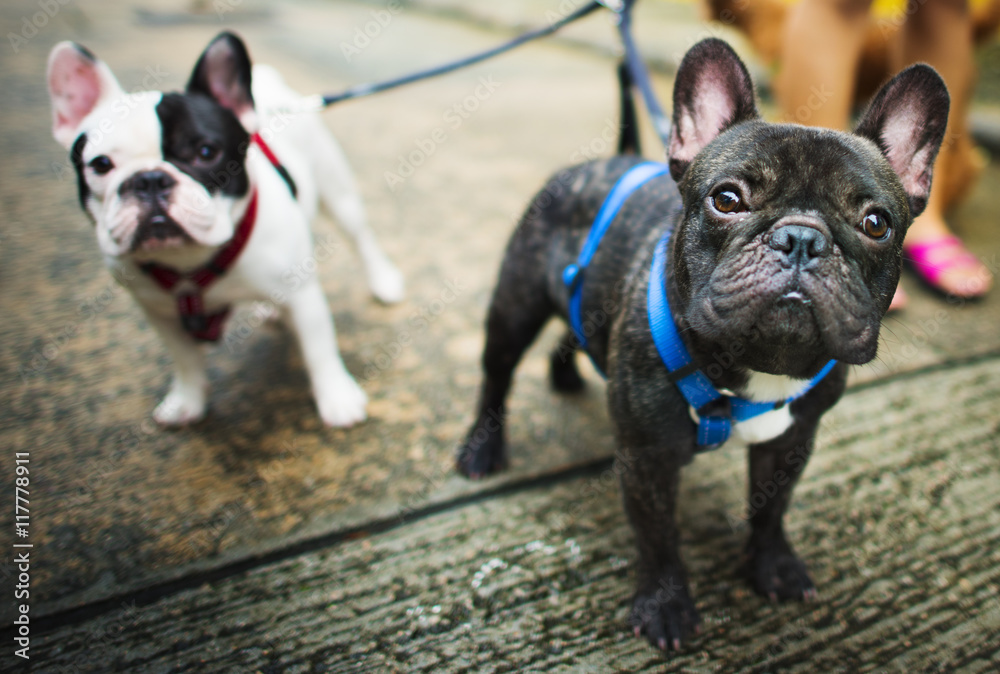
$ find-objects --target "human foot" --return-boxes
[905,235,993,299]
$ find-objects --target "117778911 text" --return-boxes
[13,451,31,660]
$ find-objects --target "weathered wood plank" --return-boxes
[33,358,1000,672]
[3,0,1000,624]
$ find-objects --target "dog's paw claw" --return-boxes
[455,434,505,478]
[629,575,700,654]
[747,546,815,603]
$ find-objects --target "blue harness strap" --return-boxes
[563,161,668,349]
[562,162,836,450]
[646,231,837,449]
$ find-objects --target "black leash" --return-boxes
[298,0,610,111]
[291,0,671,150]
[613,0,672,148]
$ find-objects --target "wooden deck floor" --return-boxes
[2,0,999,671]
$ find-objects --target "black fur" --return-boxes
[70,133,91,213]
[186,31,255,113]
[155,93,250,198]
[180,31,296,198]
[456,38,949,653]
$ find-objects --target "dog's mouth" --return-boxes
[691,267,879,372]
[130,213,194,252]
[779,289,809,303]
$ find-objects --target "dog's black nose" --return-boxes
[123,170,176,201]
[768,225,830,265]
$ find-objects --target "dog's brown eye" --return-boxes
[860,213,890,240]
[89,155,114,175]
[713,190,743,214]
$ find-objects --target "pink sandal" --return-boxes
[904,235,992,299]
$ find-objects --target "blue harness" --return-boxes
[563,162,837,449]
[563,162,669,349]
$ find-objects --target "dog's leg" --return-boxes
[621,446,700,651]
[283,279,367,427]
[549,330,585,393]
[743,421,820,602]
[143,312,209,426]
[457,260,554,478]
[742,365,845,600]
[308,124,404,304]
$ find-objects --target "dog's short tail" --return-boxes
[617,60,641,156]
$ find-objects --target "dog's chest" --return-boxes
[730,371,810,444]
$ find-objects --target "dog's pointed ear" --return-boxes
[187,32,257,132]
[853,64,950,218]
[47,42,125,149]
[668,38,759,182]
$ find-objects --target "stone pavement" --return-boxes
[0,0,998,671]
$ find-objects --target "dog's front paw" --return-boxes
[629,574,701,652]
[455,424,506,479]
[368,260,405,305]
[316,376,368,427]
[746,543,817,602]
[153,388,207,427]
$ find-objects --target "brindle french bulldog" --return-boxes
[456,38,949,651]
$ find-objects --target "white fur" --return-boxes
[731,371,809,444]
[732,407,793,445]
[740,370,811,402]
[48,43,403,427]
[252,65,404,303]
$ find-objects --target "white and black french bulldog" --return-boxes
[47,32,404,427]
[456,39,949,651]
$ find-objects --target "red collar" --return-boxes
[252,131,297,197]
[137,133,290,342]
[139,189,257,342]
